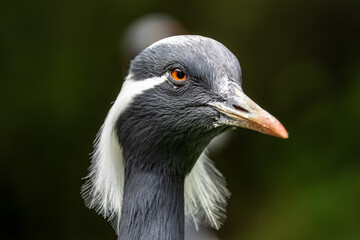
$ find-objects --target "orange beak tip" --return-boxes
[273,123,289,139]
[278,129,289,139]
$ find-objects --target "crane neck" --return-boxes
[115,106,222,240]
[118,166,185,240]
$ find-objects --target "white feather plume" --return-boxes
[184,151,230,230]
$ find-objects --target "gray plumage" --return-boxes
[82,35,288,240]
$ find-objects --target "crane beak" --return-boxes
[209,85,288,139]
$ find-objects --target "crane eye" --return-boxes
[171,67,187,81]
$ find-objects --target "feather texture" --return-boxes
[185,151,230,230]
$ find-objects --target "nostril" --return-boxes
[233,105,249,113]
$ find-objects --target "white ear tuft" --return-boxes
[81,85,126,234]
[81,75,167,234]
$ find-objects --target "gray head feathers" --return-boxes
[82,35,237,234]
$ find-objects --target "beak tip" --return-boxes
[272,124,289,139]
[278,130,289,139]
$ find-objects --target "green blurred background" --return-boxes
[1,0,360,239]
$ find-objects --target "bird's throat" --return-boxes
[118,168,185,240]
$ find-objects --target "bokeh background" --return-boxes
[1,0,360,239]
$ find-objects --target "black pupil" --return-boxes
[176,69,185,79]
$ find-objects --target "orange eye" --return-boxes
[171,68,187,81]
